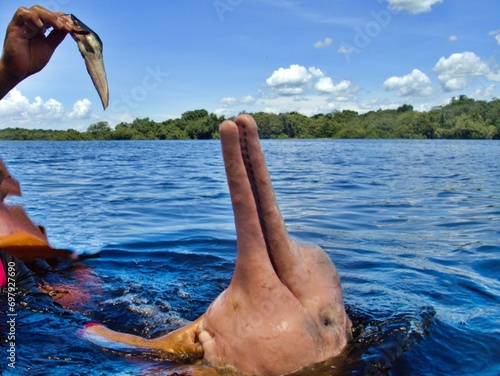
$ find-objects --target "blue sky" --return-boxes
[1,0,499,131]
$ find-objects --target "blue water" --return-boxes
[0,139,499,375]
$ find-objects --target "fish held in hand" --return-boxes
[69,14,109,110]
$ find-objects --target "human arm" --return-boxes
[0,5,73,99]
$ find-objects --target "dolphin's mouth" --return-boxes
[238,124,280,276]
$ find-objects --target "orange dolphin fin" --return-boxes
[78,315,205,360]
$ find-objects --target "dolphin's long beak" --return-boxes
[69,14,109,110]
[220,116,297,285]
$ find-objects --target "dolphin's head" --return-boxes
[197,115,351,375]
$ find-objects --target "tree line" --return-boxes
[0,95,498,141]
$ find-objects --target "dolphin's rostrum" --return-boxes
[69,14,109,110]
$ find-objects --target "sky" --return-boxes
[0,0,499,131]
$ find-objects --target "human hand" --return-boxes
[0,5,73,97]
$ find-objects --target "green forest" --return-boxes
[1,95,499,141]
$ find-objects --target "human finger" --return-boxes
[27,5,71,32]
[9,6,45,39]
[54,13,75,32]
[12,6,72,37]
[11,6,44,29]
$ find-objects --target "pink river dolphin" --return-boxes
[79,115,352,375]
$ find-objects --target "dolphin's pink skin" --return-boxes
[196,115,352,375]
[0,159,21,201]
[0,203,47,242]
[0,159,75,262]
[78,115,352,375]
[0,159,45,241]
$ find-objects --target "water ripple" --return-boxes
[0,139,498,375]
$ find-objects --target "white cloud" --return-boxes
[449,35,458,42]
[433,52,491,91]
[220,95,256,107]
[487,70,500,82]
[489,30,500,45]
[266,65,313,87]
[383,69,433,96]
[228,65,362,114]
[315,77,352,94]
[266,65,324,96]
[385,0,443,14]
[0,89,64,124]
[275,87,304,96]
[337,45,355,55]
[67,98,92,119]
[471,84,495,100]
[314,37,333,49]
[259,94,362,117]
[308,67,325,78]
[0,89,98,129]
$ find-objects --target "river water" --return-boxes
[0,139,498,375]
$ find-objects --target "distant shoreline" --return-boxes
[1,95,498,141]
